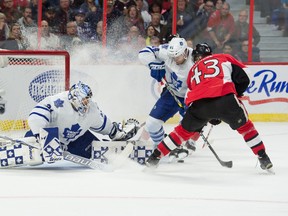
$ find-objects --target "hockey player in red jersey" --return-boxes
[146,43,273,172]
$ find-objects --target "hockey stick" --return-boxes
[200,133,233,168]
[63,151,115,172]
[202,124,214,149]
[0,135,41,149]
[161,81,232,167]
[161,78,184,109]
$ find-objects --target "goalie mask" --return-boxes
[68,81,92,116]
[167,37,188,65]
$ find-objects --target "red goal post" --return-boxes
[0,50,70,132]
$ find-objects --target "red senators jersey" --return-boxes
[185,54,248,106]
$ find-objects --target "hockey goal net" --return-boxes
[0,50,70,132]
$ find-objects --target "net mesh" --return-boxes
[0,51,69,133]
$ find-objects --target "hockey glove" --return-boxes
[109,119,140,141]
[209,119,222,126]
[148,61,166,82]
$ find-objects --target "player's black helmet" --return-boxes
[167,33,180,42]
[192,43,212,62]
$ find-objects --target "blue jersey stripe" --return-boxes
[29,112,50,122]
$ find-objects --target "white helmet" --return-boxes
[167,37,188,58]
[68,81,92,116]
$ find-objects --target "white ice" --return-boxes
[1,122,288,216]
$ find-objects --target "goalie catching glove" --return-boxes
[109,118,140,141]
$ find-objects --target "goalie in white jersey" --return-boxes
[0,81,139,168]
[138,37,198,161]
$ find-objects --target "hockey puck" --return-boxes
[177,160,184,163]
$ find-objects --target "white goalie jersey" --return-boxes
[28,91,115,145]
[138,44,194,97]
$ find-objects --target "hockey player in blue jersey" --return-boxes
[0,81,139,168]
[138,37,199,162]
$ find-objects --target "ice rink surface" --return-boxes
[1,122,288,216]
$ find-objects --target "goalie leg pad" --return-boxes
[39,127,63,164]
[0,137,43,168]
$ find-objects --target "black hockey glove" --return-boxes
[209,119,222,126]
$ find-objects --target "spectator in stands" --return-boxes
[193,0,215,44]
[187,0,204,15]
[150,12,168,43]
[118,25,146,60]
[124,5,145,36]
[232,9,261,51]
[114,0,136,15]
[260,0,281,24]
[60,21,83,51]
[167,0,197,40]
[29,0,51,22]
[282,0,288,36]
[90,20,103,44]
[29,20,61,50]
[43,6,59,34]
[206,1,235,53]
[17,7,37,37]
[222,42,241,60]
[236,40,261,62]
[214,0,224,11]
[105,0,126,46]
[149,1,168,25]
[80,0,97,13]
[1,22,30,50]
[0,0,27,11]
[145,24,159,45]
[2,0,22,25]
[54,0,74,35]
[69,0,85,9]
[135,0,151,29]
[74,9,93,42]
[85,2,103,30]
[150,35,160,46]
[0,13,9,41]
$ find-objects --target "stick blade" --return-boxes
[221,160,233,168]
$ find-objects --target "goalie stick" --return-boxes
[0,135,41,149]
[0,135,135,171]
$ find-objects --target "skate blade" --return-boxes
[265,167,275,175]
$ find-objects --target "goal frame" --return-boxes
[0,50,70,90]
[0,50,70,131]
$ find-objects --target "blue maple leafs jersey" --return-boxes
[27,91,114,145]
[138,44,194,97]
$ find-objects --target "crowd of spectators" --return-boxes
[0,0,285,63]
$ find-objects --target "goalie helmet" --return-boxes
[68,81,92,116]
[167,37,188,58]
[192,43,212,62]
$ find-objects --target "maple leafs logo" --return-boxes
[63,124,82,141]
[171,72,182,89]
[54,98,64,108]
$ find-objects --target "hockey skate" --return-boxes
[168,147,189,163]
[185,139,196,153]
[258,150,274,172]
[146,149,161,168]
